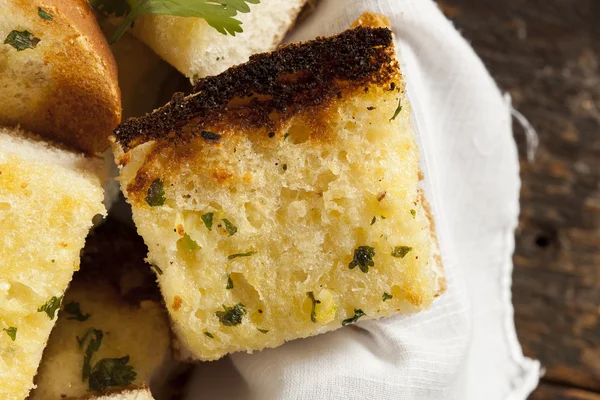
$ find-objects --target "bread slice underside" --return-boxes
[113,26,445,361]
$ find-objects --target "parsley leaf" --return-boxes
[222,219,237,236]
[88,356,137,392]
[391,246,412,258]
[38,296,63,319]
[382,292,393,301]
[215,303,246,326]
[64,302,91,321]
[410,209,416,218]
[390,98,402,122]
[370,216,376,225]
[145,179,165,206]
[38,8,53,20]
[257,328,269,334]
[78,328,103,380]
[4,30,40,51]
[151,264,163,275]
[91,0,260,43]
[226,274,234,289]
[204,331,214,338]
[4,327,17,341]
[342,309,366,326]
[201,212,214,230]
[228,251,255,260]
[348,246,376,273]
[306,291,320,323]
[180,233,199,252]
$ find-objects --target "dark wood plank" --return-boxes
[531,383,600,400]
[438,0,600,393]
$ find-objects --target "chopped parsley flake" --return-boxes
[78,328,103,380]
[342,309,366,326]
[38,7,53,20]
[410,209,416,218]
[38,295,63,319]
[180,234,199,251]
[257,328,269,334]
[145,179,165,206]
[215,303,246,326]
[151,264,163,275]
[226,274,234,289]
[201,212,214,230]
[222,218,237,236]
[348,246,376,273]
[204,331,214,338]
[370,216,376,225]
[382,292,393,301]
[88,356,137,392]
[282,164,288,171]
[201,131,221,142]
[4,327,16,341]
[4,30,40,51]
[391,246,412,258]
[228,251,256,260]
[390,98,402,122]
[284,132,290,140]
[306,291,321,323]
[64,302,91,321]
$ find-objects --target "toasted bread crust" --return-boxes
[0,0,121,154]
[114,27,396,151]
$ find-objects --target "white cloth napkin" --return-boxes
[184,1,541,398]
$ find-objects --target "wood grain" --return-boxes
[438,0,600,396]
[532,383,600,400]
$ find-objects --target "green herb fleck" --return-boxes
[391,246,412,258]
[370,216,376,225]
[222,219,237,236]
[390,98,402,122]
[64,302,90,322]
[4,327,17,341]
[51,259,55,263]
[410,209,416,218]
[348,246,376,273]
[226,274,234,289]
[38,295,63,319]
[201,131,221,142]
[306,291,321,323]
[88,356,137,392]
[180,233,199,251]
[201,212,214,230]
[342,309,366,326]
[151,264,163,275]
[192,73,199,81]
[78,328,103,380]
[282,164,288,171]
[4,30,40,51]
[145,179,165,206]
[204,331,214,338]
[257,328,269,334]
[228,251,256,260]
[38,7,53,20]
[215,303,246,326]
[89,0,260,44]
[284,132,290,140]
[381,215,386,220]
[382,292,393,301]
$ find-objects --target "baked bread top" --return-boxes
[0,0,121,154]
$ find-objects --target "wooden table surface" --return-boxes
[438,0,600,398]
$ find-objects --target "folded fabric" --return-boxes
[185,1,541,398]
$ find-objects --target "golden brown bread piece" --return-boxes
[0,0,121,154]
[113,22,445,361]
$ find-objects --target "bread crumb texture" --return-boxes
[0,127,105,399]
[115,27,440,361]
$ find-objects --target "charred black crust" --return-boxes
[114,27,396,151]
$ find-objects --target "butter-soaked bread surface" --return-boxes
[114,26,444,361]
